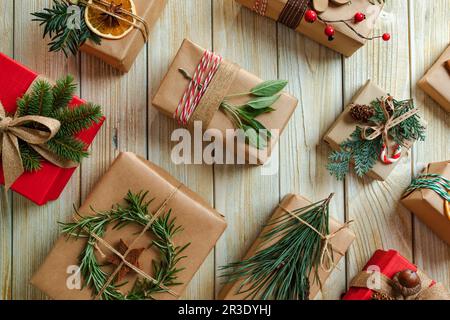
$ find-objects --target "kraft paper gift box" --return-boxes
[343,250,450,300]
[0,53,104,206]
[324,80,424,181]
[401,161,450,246]
[418,45,450,113]
[152,39,298,165]
[219,194,356,300]
[31,152,227,300]
[80,0,167,72]
[236,0,384,57]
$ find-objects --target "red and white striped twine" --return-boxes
[175,50,223,126]
[253,0,269,16]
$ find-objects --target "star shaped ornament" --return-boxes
[312,0,351,13]
[107,239,145,283]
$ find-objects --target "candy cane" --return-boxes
[380,144,402,165]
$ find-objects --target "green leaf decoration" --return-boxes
[31,1,101,57]
[60,191,190,300]
[220,195,334,300]
[13,75,103,171]
[250,80,288,97]
[245,95,281,110]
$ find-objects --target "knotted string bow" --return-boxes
[0,101,77,191]
[361,96,419,152]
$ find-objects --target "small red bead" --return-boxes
[354,12,366,23]
[305,9,317,23]
[382,33,391,41]
[324,25,335,37]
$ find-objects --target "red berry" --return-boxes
[305,9,317,23]
[354,12,366,23]
[324,25,335,37]
[382,33,391,41]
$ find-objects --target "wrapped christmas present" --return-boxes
[31,152,227,300]
[343,250,450,300]
[152,39,298,165]
[0,53,104,205]
[33,0,167,72]
[236,0,389,57]
[219,193,355,300]
[401,161,450,246]
[418,45,450,112]
[325,80,427,181]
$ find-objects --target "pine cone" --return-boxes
[349,104,375,123]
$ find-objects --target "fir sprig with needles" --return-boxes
[16,75,103,172]
[60,191,190,300]
[220,194,334,300]
[31,0,101,57]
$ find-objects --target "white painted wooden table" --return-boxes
[0,0,449,300]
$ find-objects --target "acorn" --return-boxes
[349,104,375,123]
[392,269,422,298]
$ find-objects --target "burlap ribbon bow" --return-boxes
[0,102,77,191]
[361,96,419,149]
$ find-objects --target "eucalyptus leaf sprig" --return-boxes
[219,80,288,150]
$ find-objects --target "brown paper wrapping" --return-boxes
[219,194,355,300]
[401,161,450,246]
[31,152,227,300]
[324,80,420,181]
[152,39,298,165]
[80,0,167,72]
[237,0,384,57]
[418,45,450,113]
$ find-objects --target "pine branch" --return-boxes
[19,142,43,172]
[28,80,54,116]
[53,103,103,137]
[220,195,333,300]
[51,75,77,111]
[31,1,101,57]
[17,94,31,117]
[46,135,89,163]
[60,191,189,300]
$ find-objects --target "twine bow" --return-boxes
[361,96,419,151]
[0,101,77,191]
[279,202,353,273]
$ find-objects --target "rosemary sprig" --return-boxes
[220,195,334,300]
[60,191,190,300]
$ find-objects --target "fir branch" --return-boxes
[53,103,103,137]
[19,142,43,172]
[60,191,189,300]
[220,195,333,300]
[31,1,101,57]
[51,75,77,111]
[27,80,54,116]
[46,135,89,163]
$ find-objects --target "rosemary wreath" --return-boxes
[60,191,190,300]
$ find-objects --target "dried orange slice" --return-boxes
[85,0,137,40]
[445,192,450,220]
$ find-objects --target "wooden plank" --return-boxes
[0,0,14,300]
[277,27,346,298]
[12,0,81,299]
[409,0,450,288]
[148,0,215,300]
[343,1,414,281]
[212,1,281,299]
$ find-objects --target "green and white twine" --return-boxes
[404,174,450,202]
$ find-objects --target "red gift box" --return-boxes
[0,53,105,205]
[343,250,438,300]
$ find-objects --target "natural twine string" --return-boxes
[79,0,149,42]
[277,202,353,273]
[73,184,183,300]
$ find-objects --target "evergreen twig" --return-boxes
[220,195,334,300]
